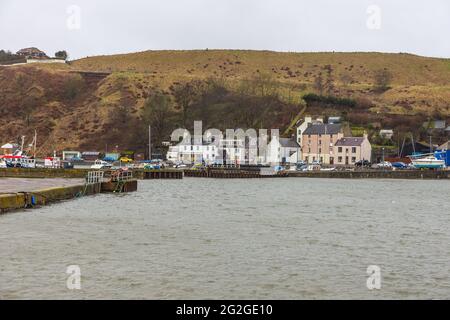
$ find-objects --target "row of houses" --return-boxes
[166,116,372,166]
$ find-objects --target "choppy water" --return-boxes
[0,178,449,299]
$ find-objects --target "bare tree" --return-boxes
[172,80,204,127]
[142,92,172,145]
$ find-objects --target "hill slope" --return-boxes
[0,50,449,155]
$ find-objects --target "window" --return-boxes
[319,148,322,154]
[352,157,356,163]
[352,147,357,153]
[338,147,342,153]
[319,140,322,145]
[338,156,343,162]
[308,148,311,153]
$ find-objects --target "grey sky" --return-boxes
[0,0,449,59]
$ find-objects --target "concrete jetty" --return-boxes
[0,177,138,214]
[0,168,183,180]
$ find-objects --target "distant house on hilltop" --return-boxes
[16,47,48,59]
[423,120,446,133]
[379,129,394,139]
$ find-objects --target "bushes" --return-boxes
[0,50,22,63]
[63,75,85,100]
[303,93,357,108]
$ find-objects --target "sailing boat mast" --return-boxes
[31,129,37,158]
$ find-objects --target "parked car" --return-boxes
[144,163,161,170]
[392,162,408,169]
[62,161,74,169]
[355,160,371,167]
[296,164,308,171]
[307,164,321,171]
[373,161,392,169]
[6,161,21,168]
[91,160,112,169]
[119,156,133,163]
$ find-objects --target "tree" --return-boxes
[172,80,205,127]
[142,92,172,146]
[55,50,68,60]
[373,69,393,92]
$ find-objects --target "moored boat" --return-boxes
[410,155,445,169]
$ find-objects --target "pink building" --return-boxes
[333,134,372,165]
[301,123,344,164]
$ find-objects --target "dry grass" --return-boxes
[70,50,450,116]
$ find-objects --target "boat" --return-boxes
[410,155,445,169]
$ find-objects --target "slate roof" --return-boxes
[335,137,365,147]
[279,138,299,148]
[303,123,342,135]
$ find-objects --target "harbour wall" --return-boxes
[287,170,450,179]
[0,180,137,214]
[0,168,183,180]
[1,168,449,180]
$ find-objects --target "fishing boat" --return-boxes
[410,154,445,169]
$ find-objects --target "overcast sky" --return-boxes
[0,0,449,59]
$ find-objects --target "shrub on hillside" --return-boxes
[63,75,85,100]
[302,93,357,108]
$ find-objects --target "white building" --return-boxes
[167,137,254,165]
[379,129,394,139]
[62,151,81,160]
[167,142,219,165]
[266,137,301,164]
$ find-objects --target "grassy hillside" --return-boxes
[72,50,450,115]
[0,50,449,155]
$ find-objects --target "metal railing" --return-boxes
[86,171,104,185]
[111,170,133,182]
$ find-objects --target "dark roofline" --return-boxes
[303,123,342,135]
[335,137,365,147]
